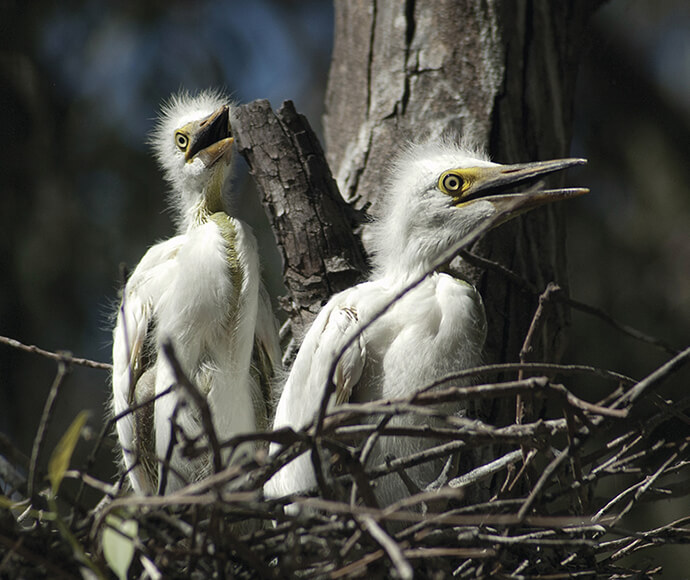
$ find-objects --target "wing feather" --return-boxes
[272,292,367,432]
[266,291,367,498]
[328,306,366,406]
[250,283,282,431]
[111,238,183,493]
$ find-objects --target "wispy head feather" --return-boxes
[149,89,233,175]
[382,134,490,213]
[370,134,495,278]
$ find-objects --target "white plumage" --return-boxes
[266,137,586,507]
[112,91,280,494]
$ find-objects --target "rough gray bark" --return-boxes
[233,100,368,339]
[323,0,601,412]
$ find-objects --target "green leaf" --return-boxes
[102,514,138,580]
[48,410,89,495]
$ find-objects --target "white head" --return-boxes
[151,90,235,230]
[370,136,588,279]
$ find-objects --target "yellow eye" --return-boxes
[175,132,189,151]
[439,171,464,194]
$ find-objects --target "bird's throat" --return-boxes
[204,169,225,214]
[188,172,226,227]
[208,212,243,316]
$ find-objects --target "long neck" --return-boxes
[214,215,260,379]
[177,172,226,231]
[371,220,452,282]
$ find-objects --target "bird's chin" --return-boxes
[196,137,234,168]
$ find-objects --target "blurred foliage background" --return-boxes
[1,0,689,574]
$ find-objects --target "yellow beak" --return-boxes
[461,158,589,215]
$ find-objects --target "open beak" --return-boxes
[185,104,234,166]
[465,158,589,215]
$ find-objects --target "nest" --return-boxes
[1,302,689,580]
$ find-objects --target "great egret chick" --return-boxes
[266,137,587,508]
[112,91,280,494]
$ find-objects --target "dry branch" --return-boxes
[233,99,368,338]
[0,334,112,370]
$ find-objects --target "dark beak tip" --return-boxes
[550,157,587,169]
[203,104,230,129]
[218,104,232,135]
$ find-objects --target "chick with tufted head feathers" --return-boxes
[266,135,587,510]
[112,90,281,495]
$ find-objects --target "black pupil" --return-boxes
[446,176,459,190]
[177,135,186,147]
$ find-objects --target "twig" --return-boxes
[331,549,385,579]
[517,282,562,424]
[351,415,392,506]
[361,423,565,481]
[0,335,111,370]
[613,346,690,409]
[358,516,413,579]
[72,385,174,513]
[161,341,224,478]
[288,495,603,528]
[517,445,571,521]
[158,400,180,494]
[27,358,72,499]
[331,420,566,448]
[564,295,680,356]
[63,470,117,496]
[414,362,636,395]
[612,441,689,525]
[458,252,680,355]
[449,449,523,489]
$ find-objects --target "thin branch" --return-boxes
[161,341,224,478]
[564,294,680,356]
[0,335,111,370]
[517,282,562,425]
[459,250,680,356]
[407,362,636,399]
[358,516,413,580]
[288,495,604,528]
[72,385,175,513]
[28,358,71,499]
[449,449,523,489]
[611,441,689,525]
[613,346,690,409]
[517,445,571,521]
